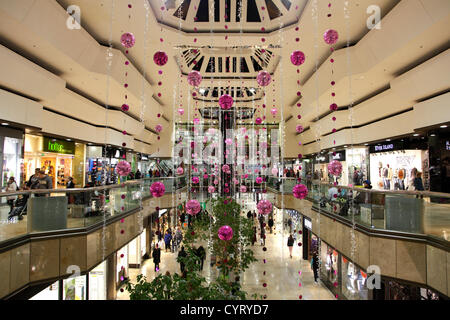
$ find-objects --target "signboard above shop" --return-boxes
[329,150,346,162]
[369,141,404,153]
[43,137,75,155]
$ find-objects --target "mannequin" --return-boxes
[382,165,390,190]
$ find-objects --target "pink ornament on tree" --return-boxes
[219,94,234,110]
[150,181,165,198]
[187,71,202,86]
[257,71,272,86]
[186,200,201,215]
[290,51,306,66]
[120,33,135,48]
[153,51,168,66]
[218,225,233,241]
[293,184,308,199]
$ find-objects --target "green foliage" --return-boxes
[126,197,257,300]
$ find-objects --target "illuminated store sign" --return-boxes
[304,218,312,230]
[43,137,75,155]
[374,144,394,152]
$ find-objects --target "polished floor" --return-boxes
[117,212,335,300]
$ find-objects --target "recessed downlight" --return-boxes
[440,125,448,128]
[1,122,9,126]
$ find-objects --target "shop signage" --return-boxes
[446,141,450,151]
[315,155,328,163]
[43,137,75,155]
[329,150,346,161]
[304,218,312,230]
[369,141,403,153]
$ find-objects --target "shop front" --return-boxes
[313,154,329,182]
[24,135,85,188]
[283,209,302,235]
[0,127,24,189]
[345,147,369,187]
[320,241,340,297]
[137,153,150,178]
[341,256,369,300]
[116,244,129,290]
[369,141,428,191]
[85,146,125,185]
[302,216,317,261]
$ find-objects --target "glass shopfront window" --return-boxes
[63,275,87,300]
[341,257,369,300]
[320,242,339,286]
[88,261,107,300]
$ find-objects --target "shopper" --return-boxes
[260,226,266,246]
[287,218,292,234]
[311,251,320,283]
[152,243,161,272]
[197,245,206,271]
[164,230,172,252]
[27,168,41,189]
[247,210,253,219]
[66,177,75,189]
[287,234,295,259]
[414,172,424,191]
[36,170,53,196]
[5,177,18,213]
[363,180,372,189]
[252,226,257,246]
[268,216,274,233]
[407,168,418,191]
[135,169,142,179]
[177,246,187,273]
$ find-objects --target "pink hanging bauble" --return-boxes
[270,108,278,116]
[293,184,308,199]
[120,33,135,48]
[176,167,184,175]
[225,138,233,145]
[330,103,338,111]
[186,199,201,215]
[296,125,304,133]
[271,167,278,176]
[256,177,263,184]
[290,50,306,66]
[328,160,343,176]
[178,108,185,116]
[222,164,230,173]
[187,71,202,86]
[153,51,168,66]
[208,186,215,193]
[255,117,263,125]
[214,180,219,185]
[219,94,234,110]
[121,104,129,112]
[240,185,247,193]
[193,118,200,125]
[218,225,233,241]
[155,124,163,133]
[257,71,272,87]
[150,181,165,198]
[115,161,131,177]
[257,199,273,215]
[324,29,339,45]
[192,176,200,184]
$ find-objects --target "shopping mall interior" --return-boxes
[0,0,449,304]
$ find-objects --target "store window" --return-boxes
[341,257,369,300]
[320,242,339,286]
[116,245,129,288]
[63,275,87,300]
[29,281,59,300]
[88,261,107,300]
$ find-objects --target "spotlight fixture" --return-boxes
[440,125,448,128]
[1,122,9,126]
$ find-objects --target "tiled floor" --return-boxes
[117,212,335,300]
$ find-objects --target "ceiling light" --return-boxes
[440,125,448,128]
[386,139,391,141]
[413,134,419,137]
[430,134,436,137]
[66,139,72,141]
[364,143,368,146]
[1,122,9,126]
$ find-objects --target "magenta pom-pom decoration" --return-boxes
[290,51,306,66]
[256,71,272,87]
[120,33,135,48]
[150,181,165,198]
[271,167,278,176]
[222,164,230,173]
[192,176,200,184]
[121,104,130,112]
[186,199,201,215]
[153,51,168,66]
[208,186,215,193]
[271,108,278,116]
[218,225,233,241]
[115,160,131,177]
[296,125,304,133]
[155,124,163,133]
[293,184,308,199]
[178,108,185,116]
[330,103,338,111]
[193,118,200,125]
[176,167,184,175]
[328,160,343,176]
[256,177,263,184]
[257,199,273,215]
[187,71,202,86]
[255,117,263,125]
[324,29,339,45]
[219,94,234,110]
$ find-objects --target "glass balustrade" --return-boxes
[0,177,186,245]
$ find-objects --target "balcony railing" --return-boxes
[0,177,186,246]
[267,177,450,243]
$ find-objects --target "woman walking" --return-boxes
[287,234,295,259]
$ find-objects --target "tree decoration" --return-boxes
[187,71,202,86]
[186,199,201,215]
[256,71,272,87]
[296,125,304,133]
[257,200,273,215]
[150,181,165,198]
[115,160,131,177]
[328,160,343,176]
[256,177,263,184]
[218,225,233,241]
[324,29,339,45]
[120,32,135,48]
[293,184,308,199]
[219,94,234,110]
[153,51,168,66]
[290,51,306,66]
